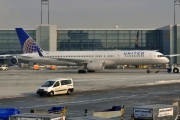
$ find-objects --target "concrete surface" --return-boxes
[0,67,179,98]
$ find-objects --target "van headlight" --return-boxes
[43,88,47,91]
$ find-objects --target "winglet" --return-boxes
[15,28,43,53]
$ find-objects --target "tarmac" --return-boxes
[0,67,180,98]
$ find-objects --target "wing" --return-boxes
[53,57,89,64]
[0,55,14,59]
[164,54,180,57]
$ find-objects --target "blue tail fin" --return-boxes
[135,31,139,49]
[36,46,44,57]
[15,28,43,53]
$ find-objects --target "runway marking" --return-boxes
[153,92,166,95]
[131,95,138,97]
[36,99,45,101]
[162,87,168,88]
[137,89,143,91]
[91,98,110,101]
[92,93,100,95]
[15,101,25,103]
[142,94,148,96]
[156,92,166,94]
[18,90,180,109]
[108,92,115,93]
[18,97,124,109]
[75,95,84,97]
[149,88,155,90]
[174,90,180,92]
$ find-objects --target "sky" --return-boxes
[0,0,180,29]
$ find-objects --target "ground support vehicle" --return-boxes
[0,65,8,70]
[132,104,178,120]
[30,106,67,115]
[84,105,124,119]
[10,113,65,120]
[37,78,74,96]
[172,66,180,73]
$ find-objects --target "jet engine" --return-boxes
[86,61,105,71]
[10,56,18,65]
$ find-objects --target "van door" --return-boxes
[60,80,68,94]
[53,81,60,95]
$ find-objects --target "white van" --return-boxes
[37,78,74,96]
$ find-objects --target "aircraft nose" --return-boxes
[165,57,169,63]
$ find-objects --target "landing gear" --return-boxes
[87,70,95,72]
[78,69,87,73]
[78,69,96,73]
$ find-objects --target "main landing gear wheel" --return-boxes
[78,69,87,73]
[87,70,95,72]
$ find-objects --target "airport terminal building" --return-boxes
[0,24,179,64]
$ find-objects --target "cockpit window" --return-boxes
[157,55,164,57]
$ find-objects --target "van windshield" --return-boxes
[41,81,55,87]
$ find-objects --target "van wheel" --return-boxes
[67,89,71,95]
[49,91,54,96]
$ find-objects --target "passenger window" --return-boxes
[66,80,72,84]
[61,80,71,85]
[53,81,60,87]
[61,80,66,85]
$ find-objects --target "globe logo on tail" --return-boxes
[23,38,41,53]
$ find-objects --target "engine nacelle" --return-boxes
[105,65,120,69]
[87,61,105,71]
[10,56,18,65]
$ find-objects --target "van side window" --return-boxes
[61,80,66,85]
[53,81,60,87]
[66,80,72,84]
[61,80,72,85]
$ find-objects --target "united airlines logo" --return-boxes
[123,52,144,57]
[23,38,42,53]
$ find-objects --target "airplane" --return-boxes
[15,28,169,73]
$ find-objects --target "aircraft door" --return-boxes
[118,52,123,60]
[117,54,119,59]
[149,54,152,60]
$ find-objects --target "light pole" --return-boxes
[41,0,49,24]
[170,0,180,64]
[174,0,180,26]
[173,0,180,65]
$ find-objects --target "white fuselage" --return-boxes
[18,50,169,67]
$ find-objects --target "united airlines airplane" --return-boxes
[15,28,169,73]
